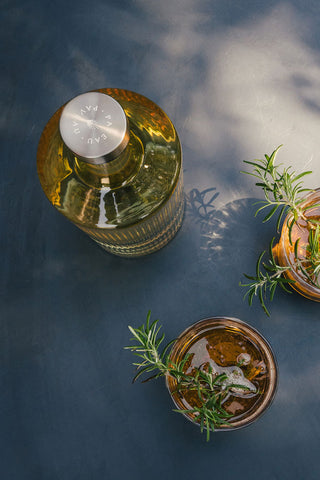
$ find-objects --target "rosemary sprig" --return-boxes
[241,145,320,314]
[294,224,320,287]
[306,223,320,276]
[240,238,294,316]
[125,312,251,441]
[124,310,176,383]
[241,145,312,237]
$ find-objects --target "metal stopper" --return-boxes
[59,91,129,165]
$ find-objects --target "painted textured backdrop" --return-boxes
[1,1,320,479]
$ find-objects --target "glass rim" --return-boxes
[280,188,320,296]
[166,316,278,432]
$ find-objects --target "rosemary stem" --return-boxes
[241,145,320,314]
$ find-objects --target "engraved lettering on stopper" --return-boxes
[59,91,129,165]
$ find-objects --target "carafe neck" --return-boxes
[72,129,144,189]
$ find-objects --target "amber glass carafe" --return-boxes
[37,89,184,257]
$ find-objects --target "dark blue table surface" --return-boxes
[1,1,320,479]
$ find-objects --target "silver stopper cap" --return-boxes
[59,91,129,164]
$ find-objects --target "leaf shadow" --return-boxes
[186,187,276,270]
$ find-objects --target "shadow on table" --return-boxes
[184,185,320,319]
[185,186,273,266]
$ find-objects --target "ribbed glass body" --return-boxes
[37,89,184,257]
